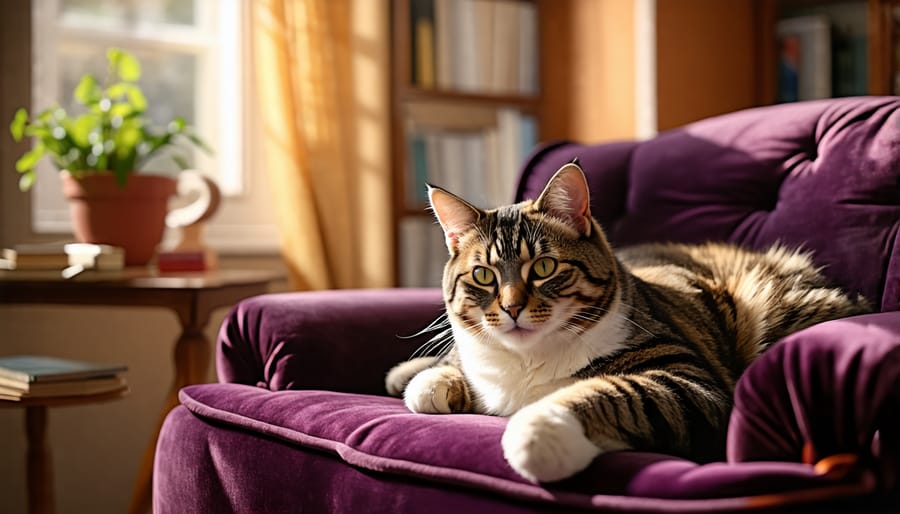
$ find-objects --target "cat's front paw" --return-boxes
[403,365,471,414]
[501,402,601,483]
[385,356,440,397]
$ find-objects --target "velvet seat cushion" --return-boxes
[171,382,873,513]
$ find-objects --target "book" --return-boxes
[157,250,207,272]
[496,108,524,202]
[398,216,445,288]
[434,0,455,90]
[0,375,127,400]
[472,0,495,91]
[2,243,125,271]
[776,16,832,102]
[518,1,538,95]
[408,133,430,207]
[410,0,436,88]
[0,355,128,384]
[454,0,478,92]
[491,0,521,93]
[461,132,488,208]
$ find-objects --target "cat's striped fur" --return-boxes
[386,163,869,483]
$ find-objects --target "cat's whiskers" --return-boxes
[410,329,452,360]
[400,313,450,339]
[406,313,455,360]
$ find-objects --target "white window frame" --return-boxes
[30,0,247,232]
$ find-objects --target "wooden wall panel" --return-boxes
[656,0,759,131]
[539,0,637,142]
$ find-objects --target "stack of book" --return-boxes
[0,355,128,401]
[0,243,126,278]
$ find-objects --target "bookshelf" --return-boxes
[758,0,899,104]
[390,0,541,287]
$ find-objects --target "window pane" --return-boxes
[60,0,196,27]
[58,43,199,172]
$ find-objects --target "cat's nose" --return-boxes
[502,304,523,320]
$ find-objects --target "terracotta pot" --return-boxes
[61,172,177,265]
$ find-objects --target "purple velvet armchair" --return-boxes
[154,97,900,513]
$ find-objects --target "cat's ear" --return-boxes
[428,185,481,254]
[535,162,592,237]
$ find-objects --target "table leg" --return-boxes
[26,405,54,514]
[127,326,210,514]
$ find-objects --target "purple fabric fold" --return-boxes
[167,383,876,512]
[216,288,444,393]
[729,312,900,494]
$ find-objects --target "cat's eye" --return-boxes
[472,266,495,286]
[532,257,557,279]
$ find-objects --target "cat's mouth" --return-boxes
[505,326,535,338]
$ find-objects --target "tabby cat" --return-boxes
[385,163,869,483]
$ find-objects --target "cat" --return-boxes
[385,162,870,484]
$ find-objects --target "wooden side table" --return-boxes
[0,389,129,514]
[0,269,279,514]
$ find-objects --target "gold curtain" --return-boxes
[251,0,393,290]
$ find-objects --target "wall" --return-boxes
[540,0,763,140]
[540,0,638,142]
[655,0,761,130]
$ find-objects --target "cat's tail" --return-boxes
[725,245,871,365]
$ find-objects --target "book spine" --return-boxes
[411,0,436,88]
[434,0,454,90]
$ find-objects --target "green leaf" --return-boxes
[106,82,147,112]
[113,166,130,187]
[67,114,98,147]
[106,82,129,98]
[117,123,142,152]
[167,117,186,134]
[18,170,36,191]
[184,131,214,154]
[171,153,190,169]
[126,87,147,112]
[74,74,101,105]
[108,48,141,81]
[15,143,46,173]
[35,107,56,123]
[110,103,133,118]
[10,108,28,141]
[146,132,173,154]
[24,125,52,143]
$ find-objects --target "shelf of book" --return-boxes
[391,0,541,287]
[762,0,899,102]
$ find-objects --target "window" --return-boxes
[31,0,246,232]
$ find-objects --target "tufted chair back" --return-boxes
[516,97,900,312]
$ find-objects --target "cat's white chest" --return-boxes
[459,345,577,416]
[454,301,630,416]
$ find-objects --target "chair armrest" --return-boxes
[727,312,900,490]
[216,288,444,395]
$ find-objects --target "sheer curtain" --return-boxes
[252,0,393,289]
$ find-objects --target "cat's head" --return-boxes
[429,163,620,354]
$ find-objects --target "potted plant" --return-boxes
[9,48,212,265]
